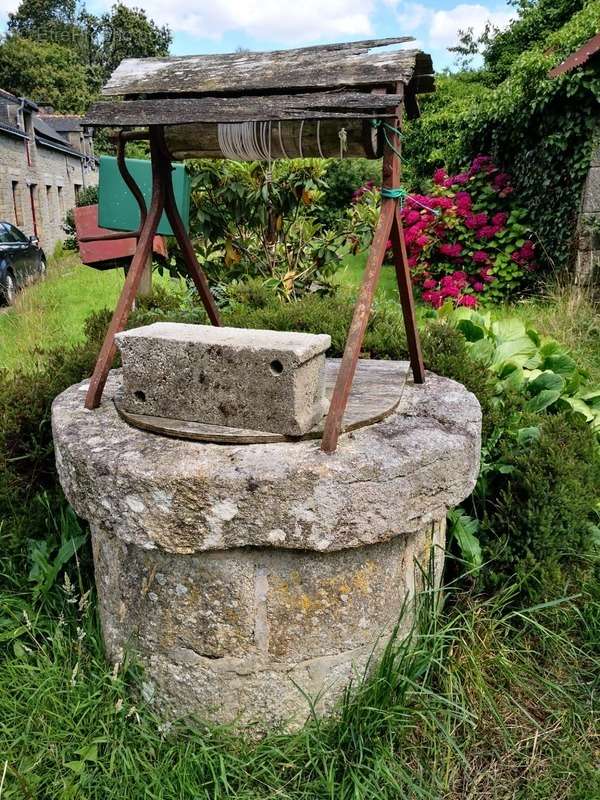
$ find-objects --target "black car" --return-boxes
[0,221,46,305]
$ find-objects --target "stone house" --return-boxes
[0,89,97,254]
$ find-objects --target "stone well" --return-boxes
[52,357,481,731]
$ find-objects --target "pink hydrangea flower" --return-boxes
[422,278,437,290]
[520,240,535,258]
[452,270,468,288]
[477,225,500,240]
[408,194,433,209]
[469,155,494,175]
[479,267,495,283]
[465,213,488,229]
[455,191,472,208]
[493,173,510,191]
[492,212,508,227]
[416,235,429,247]
[404,210,421,225]
[472,281,485,292]
[441,283,460,298]
[472,250,490,263]
[449,173,469,185]
[431,196,453,210]
[458,294,477,307]
[422,290,444,309]
[439,242,463,258]
[433,168,447,185]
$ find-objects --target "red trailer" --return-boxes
[74,204,167,270]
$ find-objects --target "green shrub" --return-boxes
[477,412,600,596]
[317,159,382,226]
[421,321,501,441]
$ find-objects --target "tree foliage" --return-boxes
[482,0,586,83]
[1,1,171,110]
[7,0,78,41]
[0,36,93,113]
[96,4,170,79]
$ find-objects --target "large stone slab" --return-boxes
[53,366,481,554]
[114,322,330,436]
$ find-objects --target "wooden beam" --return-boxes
[320,201,395,453]
[391,210,424,383]
[102,41,431,97]
[156,128,221,327]
[321,86,424,452]
[84,92,403,127]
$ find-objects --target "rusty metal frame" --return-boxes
[321,95,424,453]
[85,111,424,455]
[84,126,221,410]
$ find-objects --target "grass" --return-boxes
[1,519,598,800]
[0,251,183,371]
[506,283,600,384]
[334,251,399,300]
[0,252,123,370]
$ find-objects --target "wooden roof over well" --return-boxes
[84,37,434,127]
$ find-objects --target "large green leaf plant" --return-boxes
[446,307,600,434]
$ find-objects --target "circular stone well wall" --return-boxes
[52,366,481,730]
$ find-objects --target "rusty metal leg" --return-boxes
[390,208,425,383]
[84,130,165,410]
[117,131,147,225]
[320,201,396,454]
[156,128,221,326]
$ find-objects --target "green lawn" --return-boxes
[2,252,598,387]
[334,252,399,300]
[0,251,395,371]
[0,253,182,371]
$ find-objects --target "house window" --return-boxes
[74,183,82,203]
[11,181,23,227]
[45,185,53,224]
[29,184,39,238]
[57,185,65,218]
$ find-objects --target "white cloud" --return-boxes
[429,3,513,47]
[120,0,375,43]
[392,1,514,52]
[0,0,16,27]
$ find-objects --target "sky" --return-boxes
[0,0,515,70]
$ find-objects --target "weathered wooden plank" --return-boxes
[84,92,403,127]
[113,359,409,444]
[102,39,431,97]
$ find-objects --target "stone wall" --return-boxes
[576,142,600,286]
[0,131,97,254]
